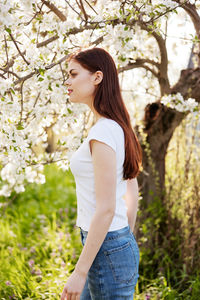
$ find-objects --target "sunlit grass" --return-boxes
[0,165,81,299]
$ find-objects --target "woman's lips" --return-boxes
[68,89,73,95]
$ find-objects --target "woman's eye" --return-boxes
[71,73,77,77]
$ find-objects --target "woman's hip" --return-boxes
[80,225,140,296]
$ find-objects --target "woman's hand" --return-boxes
[60,270,87,300]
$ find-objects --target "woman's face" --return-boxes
[65,59,96,107]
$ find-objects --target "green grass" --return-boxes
[0,158,199,299]
[0,165,82,300]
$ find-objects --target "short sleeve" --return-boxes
[87,122,117,152]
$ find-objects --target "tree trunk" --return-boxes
[138,105,184,205]
[138,67,200,205]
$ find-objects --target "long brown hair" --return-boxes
[69,48,142,179]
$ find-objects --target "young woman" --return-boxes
[61,47,142,300]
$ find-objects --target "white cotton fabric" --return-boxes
[70,117,128,231]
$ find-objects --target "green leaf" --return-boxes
[126,15,131,23]
[17,124,24,130]
[38,77,44,81]
[10,88,15,94]
[67,108,72,114]
[118,55,126,62]
[39,68,45,76]
[39,54,44,61]
[5,27,11,34]
[48,84,53,91]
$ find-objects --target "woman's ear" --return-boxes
[94,71,103,85]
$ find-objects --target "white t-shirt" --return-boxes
[70,117,128,231]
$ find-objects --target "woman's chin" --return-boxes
[68,96,76,102]
[69,96,82,104]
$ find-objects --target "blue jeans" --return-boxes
[79,225,140,300]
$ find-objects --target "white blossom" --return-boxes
[161,93,199,113]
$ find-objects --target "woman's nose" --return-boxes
[64,76,71,86]
[64,79,69,86]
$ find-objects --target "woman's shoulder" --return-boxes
[87,117,124,152]
[94,117,123,132]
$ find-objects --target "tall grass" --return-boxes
[135,113,200,299]
[0,165,81,300]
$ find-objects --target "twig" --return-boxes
[1,51,26,71]
[79,0,88,21]
[0,73,6,79]
[0,68,20,79]
[33,92,41,108]
[20,81,25,123]
[118,59,159,78]
[41,0,67,21]
[51,52,57,63]
[65,0,84,21]
[13,54,69,86]
[59,62,66,84]
[84,0,98,15]
[8,32,30,65]
[24,2,45,26]
[4,34,9,69]
[14,71,36,85]
[37,34,59,48]
[148,4,180,23]
[45,54,69,69]
[91,35,104,46]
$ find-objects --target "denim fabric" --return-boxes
[79,225,139,300]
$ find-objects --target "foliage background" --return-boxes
[1,0,200,299]
[0,112,200,299]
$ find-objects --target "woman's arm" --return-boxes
[74,139,116,277]
[124,178,139,232]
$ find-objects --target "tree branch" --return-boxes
[79,0,89,21]
[1,51,25,71]
[118,59,159,78]
[4,34,9,68]
[8,33,30,65]
[65,0,84,21]
[0,68,20,79]
[41,0,67,21]
[0,73,6,79]
[37,34,59,48]
[139,22,171,95]
[20,81,24,123]
[173,0,200,65]
[83,0,98,15]
[13,55,69,86]
[36,22,105,48]
[173,0,200,39]
[24,2,45,26]
[91,35,104,46]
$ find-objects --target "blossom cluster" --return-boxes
[161,93,199,113]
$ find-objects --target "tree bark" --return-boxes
[138,67,200,204]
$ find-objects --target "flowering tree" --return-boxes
[0,0,200,201]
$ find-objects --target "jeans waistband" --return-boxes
[80,225,132,241]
